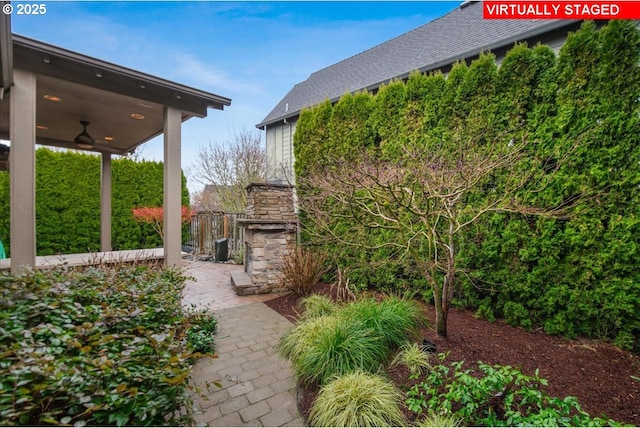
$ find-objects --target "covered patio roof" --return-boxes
[0,34,230,155]
[0,8,231,272]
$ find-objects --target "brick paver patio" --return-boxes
[183,260,304,427]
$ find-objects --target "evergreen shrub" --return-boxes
[293,20,640,349]
[0,148,190,256]
[0,264,197,426]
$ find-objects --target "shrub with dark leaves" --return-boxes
[0,264,198,426]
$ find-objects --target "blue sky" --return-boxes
[11,1,460,192]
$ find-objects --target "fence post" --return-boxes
[198,215,204,254]
[223,215,229,239]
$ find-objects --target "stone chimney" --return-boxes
[232,183,297,295]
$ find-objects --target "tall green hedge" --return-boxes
[0,148,190,256]
[294,21,640,350]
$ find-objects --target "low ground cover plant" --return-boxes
[278,295,426,386]
[406,353,622,427]
[185,309,218,354]
[0,263,209,426]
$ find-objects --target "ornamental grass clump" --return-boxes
[339,297,427,351]
[279,315,387,386]
[279,295,428,386]
[299,294,337,320]
[278,315,338,370]
[280,246,328,296]
[416,412,463,427]
[390,342,433,376]
[0,264,198,427]
[309,371,406,427]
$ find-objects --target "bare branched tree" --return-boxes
[299,127,585,338]
[189,128,267,213]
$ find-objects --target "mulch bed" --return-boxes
[264,284,640,426]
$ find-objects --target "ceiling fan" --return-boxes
[74,120,95,149]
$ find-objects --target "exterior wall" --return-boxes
[265,119,297,185]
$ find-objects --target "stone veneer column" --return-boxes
[235,183,297,295]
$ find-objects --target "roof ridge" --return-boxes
[257,1,577,128]
[306,2,464,79]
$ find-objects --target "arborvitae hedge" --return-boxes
[294,21,640,350]
[0,148,190,256]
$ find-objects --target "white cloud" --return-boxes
[168,52,265,96]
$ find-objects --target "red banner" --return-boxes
[483,1,640,19]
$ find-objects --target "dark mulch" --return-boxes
[264,284,640,426]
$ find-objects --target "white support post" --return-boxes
[100,153,112,252]
[163,107,182,268]
[9,69,37,272]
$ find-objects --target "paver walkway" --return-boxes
[183,261,304,427]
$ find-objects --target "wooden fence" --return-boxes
[186,213,245,258]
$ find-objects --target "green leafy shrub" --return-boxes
[0,148,190,257]
[186,310,218,354]
[280,246,328,296]
[406,354,621,426]
[502,301,532,330]
[309,371,406,427]
[299,294,337,320]
[0,264,197,426]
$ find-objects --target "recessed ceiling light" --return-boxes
[138,103,154,109]
[130,113,145,120]
[104,136,114,141]
[43,95,62,102]
[36,125,48,130]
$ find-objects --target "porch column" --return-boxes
[163,106,181,268]
[9,69,36,272]
[100,153,112,251]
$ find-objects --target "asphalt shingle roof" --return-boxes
[257,1,575,128]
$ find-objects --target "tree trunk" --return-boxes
[436,308,448,338]
[434,220,456,338]
[433,285,448,338]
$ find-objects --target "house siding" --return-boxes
[266,119,296,184]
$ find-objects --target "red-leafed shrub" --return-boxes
[132,206,192,239]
